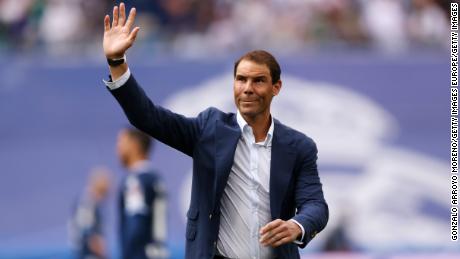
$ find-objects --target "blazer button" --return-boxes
[209,214,213,220]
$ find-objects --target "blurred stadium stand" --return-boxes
[0,0,456,258]
[0,0,451,56]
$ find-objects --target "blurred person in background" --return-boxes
[360,0,408,53]
[69,167,112,259]
[0,0,43,49]
[38,0,111,54]
[116,127,168,259]
[407,0,449,48]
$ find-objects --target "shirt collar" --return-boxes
[236,110,274,147]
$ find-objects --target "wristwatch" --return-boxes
[107,55,126,67]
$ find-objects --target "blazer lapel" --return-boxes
[270,120,296,219]
[213,116,241,208]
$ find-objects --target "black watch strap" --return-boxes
[107,55,126,67]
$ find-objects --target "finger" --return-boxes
[104,15,110,31]
[260,225,285,244]
[119,2,126,26]
[259,231,270,243]
[260,219,282,235]
[271,236,292,247]
[112,6,119,27]
[262,229,289,246]
[128,27,140,44]
[260,221,277,234]
[125,8,136,30]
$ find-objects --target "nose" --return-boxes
[243,80,254,95]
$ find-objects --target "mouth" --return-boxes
[241,99,257,103]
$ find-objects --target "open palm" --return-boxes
[103,3,139,59]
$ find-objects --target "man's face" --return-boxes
[234,59,281,119]
[116,130,134,168]
[91,173,111,200]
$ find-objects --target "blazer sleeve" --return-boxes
[109,74,210,157]
[291,139,329,248]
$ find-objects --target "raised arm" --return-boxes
[103,2,139,80]
[102,3,210,156]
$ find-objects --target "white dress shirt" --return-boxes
[104,70,305,258]
[216,111,275,259]
[217,112,305,259]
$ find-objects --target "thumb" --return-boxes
[128,27,140,43]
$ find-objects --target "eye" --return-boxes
[254,78,265,83]
[236,76,246,82]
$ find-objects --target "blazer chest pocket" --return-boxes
[186,207,199,241]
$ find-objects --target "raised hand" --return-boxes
[103,3,139,59]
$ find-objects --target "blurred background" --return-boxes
[0,0,455,258]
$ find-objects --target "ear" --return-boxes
[272,80,282,96]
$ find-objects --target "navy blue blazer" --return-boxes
[109,75,329,259]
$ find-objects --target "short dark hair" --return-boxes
[233,50,281,84]
[124,127,152,154]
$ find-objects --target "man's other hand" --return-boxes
[259,219,302,247]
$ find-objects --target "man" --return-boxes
[69,168,111,259]
[116,127,168,259]
[102,3,328,258]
